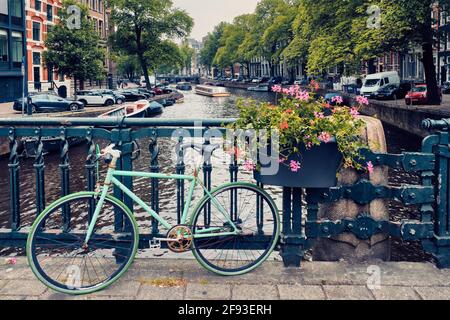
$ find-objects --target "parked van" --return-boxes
[360,71,400,98]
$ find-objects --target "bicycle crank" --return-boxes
[153,225,193,253]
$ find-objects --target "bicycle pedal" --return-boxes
[149,239,161,249]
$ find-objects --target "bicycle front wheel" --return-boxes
[190,182,280,276]
[26,192,139,295]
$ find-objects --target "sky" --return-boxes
[172,0,260,41]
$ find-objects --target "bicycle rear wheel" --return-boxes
[190,182,280,275]
[26,192,139,295]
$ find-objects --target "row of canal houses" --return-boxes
[0,0,115,103]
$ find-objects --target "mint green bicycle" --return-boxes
[26,143,280,294]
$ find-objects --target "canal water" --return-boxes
[0,88,430,262]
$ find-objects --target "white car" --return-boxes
[76,91,116,106]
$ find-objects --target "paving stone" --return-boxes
[300,262,354,285]
[1,266,36,280]
[92,280,141,297]
[370,286,421,300]
[278,285,326,300]
[185,283,231,300]
[0,280,48,296]
[415,287,450,300]
[323,285,374,300]
[232,284,278,300]
[137,285,185,300]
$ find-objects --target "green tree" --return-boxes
[115,54,140,80]
[179,44,196,75]
[109,0,193,89]
[200,22,228,75]
[43,0,105,94]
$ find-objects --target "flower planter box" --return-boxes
[254,142,343,188]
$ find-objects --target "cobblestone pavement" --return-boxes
[1,257,450,300]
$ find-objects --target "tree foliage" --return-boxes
[43,0,105,92]
[109,0,193,88]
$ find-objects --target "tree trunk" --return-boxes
[74,76,77,98]
[422,17,441,105]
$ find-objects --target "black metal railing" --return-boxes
[1,117,450,268]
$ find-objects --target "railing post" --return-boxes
[8,128,20,231]
[34,129,45,215]
[85,128,97,223]
[203,132,212,227]
[429,131,450,267]
[149,134,160,235]
[176,135,185,224]
[119,140,134,232]
[280,187,304,267]
[59,128,70,231]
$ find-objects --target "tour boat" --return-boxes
[195,85,231,97]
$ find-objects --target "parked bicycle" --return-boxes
[26,143,280,294]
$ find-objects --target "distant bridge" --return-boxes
[156,75,200,84]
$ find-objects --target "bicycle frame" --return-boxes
[84,166,240,244]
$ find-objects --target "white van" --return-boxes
[360,71,400,98]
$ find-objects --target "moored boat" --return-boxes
[19,136,85,158]
[176,82,193,91]
[247,84,270,92]
[146,101,164,116]
[195,85,231,97]
[99,100,151,119]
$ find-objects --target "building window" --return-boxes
[10,0,23,26]
[99,20,103,38]
[11,31,22,67]
[33,52,41,65]
[0,0,7,24]
[47,4,53,21]
[35,0,41,11]
[0,29,8,63]
[32,22,41,41]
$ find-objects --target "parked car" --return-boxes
[117,90,147,102]
[442,82,450,94]
[375,83,412,100]
[76,90,116,106]
[294,78,309,86]
[129,88,155,99]
[13,94,84,113]
[268,76,283,86]
[360,71,401,98]
[252,76,270,84]
[324,92,350,106]
[93,89,126,104]
[405,84,442,105]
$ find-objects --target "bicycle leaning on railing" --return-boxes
[26,143,280,295]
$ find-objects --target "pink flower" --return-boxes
[318,132,332,143]
[314,111,325,119]
[290,160,301,172]
[331,96,343,105]
[350,107,360,118]
[282,88,290,95]
[296,90,310,101]
[278,157,286,164]
[356,95,369,106]
[243,159,256,171]
[271,84,282,93]
[367,161,374,174]
[310,80,319,91]
[5,258,16,265]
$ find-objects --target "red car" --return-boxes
[405,84,442,105]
